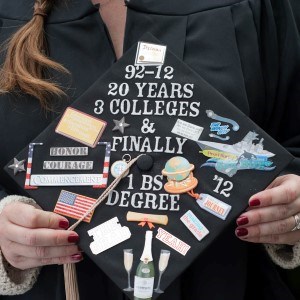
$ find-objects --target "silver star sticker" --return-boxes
[112,117,130,134]
[8,158,26,175]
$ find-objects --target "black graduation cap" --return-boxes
[5,33,293,300]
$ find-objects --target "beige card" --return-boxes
[55,107,106,148]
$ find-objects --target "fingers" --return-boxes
[5,223,79,246]
[235,175,300,245]
[249,174,300,207]
[236,230,300,246]
[237,205,297,226]
[4,252,83,270]
[3,202,69,229]
[5,240,81,259]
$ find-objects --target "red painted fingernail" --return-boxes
[59,220,69,229]
[68,234,79,243]
[249,199,260,207]
[236,216,249,226]
[71,253,82,261]
[236,228,248,237]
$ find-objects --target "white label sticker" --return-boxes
[171,119,204,141]
[88,217,131,254]
[180,210,209,241]
[156,227,190,256]
[135,42,167,66]
[30,174,103,186]
[134,276,154,298]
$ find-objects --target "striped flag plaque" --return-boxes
[54,190,96,223]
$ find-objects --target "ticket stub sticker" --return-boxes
[135,42,167,66]
[55,107,107,148]
[196,194,231,220]
[54,190,96,223]
[156,227,190,256]
[180,210,209,241]
[171,119,204,141]
[88,217,131,255]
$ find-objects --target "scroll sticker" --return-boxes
[196,194,231,220]
[206,110,240,131]
[55,107,107,148]
[54,190,96,223]
[198,131,276,177]
[88,217,131,255]
[156,227,190,256]
[135,42,167,66]
[171,119,204,141]
[126,211,168,229]
[180,210,209,241]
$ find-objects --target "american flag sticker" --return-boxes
[54,190,97,223]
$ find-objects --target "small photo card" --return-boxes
[180,210,209,241]
[55,107,106,148]
[135,42,167,66]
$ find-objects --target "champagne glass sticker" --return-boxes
[154,250,170,294]
[123,249,134,292]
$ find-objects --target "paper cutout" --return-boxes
[198,131,276,177]
[162,157,198,194]
[55,107,106,148]
[180,210,209,241]
[54,190,96,223]
[154,250,170,294]
[43,161,94,170]
[141,118,156,134]
[206,110,240,131]
[25,142,111,189]
[49,147,88,156]
[88,217,131,255]
[126,211,168,229]
[196,194,232,220]
[123,249,134,291]
[171,119,204,141]
[135,42,167,66]
[156,227,190,256]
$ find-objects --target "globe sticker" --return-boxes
[162,156,198,194]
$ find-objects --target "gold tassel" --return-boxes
[62,155,143,300]
[64,264,80,300]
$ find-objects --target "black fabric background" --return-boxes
[0,0,299,299]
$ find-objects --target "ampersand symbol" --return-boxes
[141,118,156,134]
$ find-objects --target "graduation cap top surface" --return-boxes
[5,33,293,299]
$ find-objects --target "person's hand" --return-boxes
[0,202,82,270]
[235,174,300,245]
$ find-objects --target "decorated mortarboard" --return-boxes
[5,33,293,300]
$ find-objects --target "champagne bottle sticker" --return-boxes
[134,231,155,300]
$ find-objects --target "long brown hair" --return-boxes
[0,0,69,109]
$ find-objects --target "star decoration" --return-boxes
[112,117,130,134]
[8,158,26,176]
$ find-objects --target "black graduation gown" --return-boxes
[0,0,299,299]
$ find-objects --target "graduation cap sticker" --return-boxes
[5,33,293,300]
